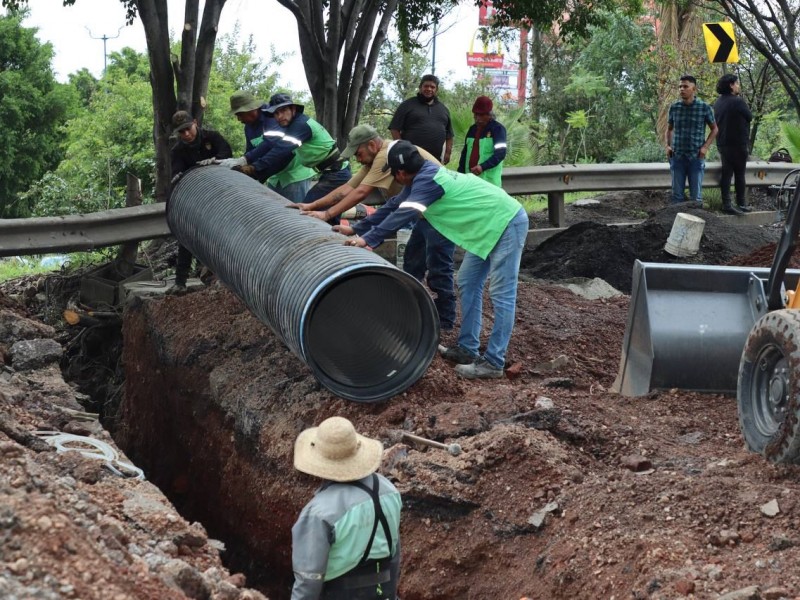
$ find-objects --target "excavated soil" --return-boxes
[3,190,800,600]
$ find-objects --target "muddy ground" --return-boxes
[3,190,800,600]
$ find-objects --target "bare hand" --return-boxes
[698,146,708,159]
[443,153,452,164]
[300,210,329,221]
[294,202,314,211]
[470,165,483,175]
[333,225,355,236]
[346,237,368,248]
[285,203,301,209]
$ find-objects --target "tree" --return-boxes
[3,0,227,203]
[0,12,76,217]
[710,0,800,119]
[274,0,399,145]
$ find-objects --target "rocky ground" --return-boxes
[3,190,800,600]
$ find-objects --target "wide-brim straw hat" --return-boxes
[294,417,383,482]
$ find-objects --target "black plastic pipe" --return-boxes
[168,166,439,402]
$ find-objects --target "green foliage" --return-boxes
[0,12,76,217]
[613,137,665,163]
[780,121,800,163]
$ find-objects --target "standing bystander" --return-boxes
[714,74,752,214]
[665,75,718,206]
[389,75,456,320]
[457,96,507,187]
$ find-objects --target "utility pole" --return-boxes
[431,20,438,74]
[86,26,123,74]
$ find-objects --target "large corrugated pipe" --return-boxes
[167,166,439,403]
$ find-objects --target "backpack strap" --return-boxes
[347,474,393,566]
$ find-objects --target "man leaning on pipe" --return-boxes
[339,140,529,380]
[218,94,351,204]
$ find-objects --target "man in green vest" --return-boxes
[221,91,315,203]
[291,416,401,599]
[220,94,351,203]
[342,141,529,379]
[457,96,507,187]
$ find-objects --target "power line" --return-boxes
[86,26,123,74]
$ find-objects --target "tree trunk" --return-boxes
[276,0,398,146]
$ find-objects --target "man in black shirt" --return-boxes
[168,111,232,293]
[387,75,457,330]
[714,74,752,214]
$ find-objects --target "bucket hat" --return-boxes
[229,90,263,115]
[265,93,304,115]
[294,417,383,482]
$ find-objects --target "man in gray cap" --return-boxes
[295,125,456,331]
[291,416,401,599]
[222,90,315,202]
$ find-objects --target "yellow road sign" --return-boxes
[703,22,739,63]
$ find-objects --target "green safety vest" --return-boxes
[248,133,315,187]
[464,135,503,187]
[423,167,521,259]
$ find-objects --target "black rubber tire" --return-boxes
[738,309,800,464]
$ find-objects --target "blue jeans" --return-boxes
[269,178,312,203]
[403,219,457,329]
[669,155,705,204]
[456,208,529,369]
[304,167,352,203]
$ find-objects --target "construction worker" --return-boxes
[221,91,315,202]
[341,141,529,380]
[168,110,232,294]
[220,94,351,203]
[457,95,507,187]
[292,125,456,330]
[291,416,401,599]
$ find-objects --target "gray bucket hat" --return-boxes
[229,90,263,115]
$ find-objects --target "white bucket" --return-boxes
[396,228,412,269]
[664,212,705,257]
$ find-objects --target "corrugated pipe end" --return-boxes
[303,266,439,403]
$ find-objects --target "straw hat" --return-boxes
[294,417,383,482]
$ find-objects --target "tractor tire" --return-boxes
[738,309,800,464]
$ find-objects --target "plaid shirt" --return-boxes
[668,97,715,158]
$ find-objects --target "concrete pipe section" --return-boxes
[167,166,439,402]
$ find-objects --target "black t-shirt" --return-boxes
[714,94,752,148]
[389,94,454,161]
[170,129,233,175]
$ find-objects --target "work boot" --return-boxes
[721,203,744,216]
[439,345,477,365]
[455,357,504,379]
[165,282,188,296]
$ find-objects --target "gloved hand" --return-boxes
[217,156,248,169]
[196,158,218,166]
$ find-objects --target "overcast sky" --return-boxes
[17,0,505,94]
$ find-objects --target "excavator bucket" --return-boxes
[612,260,793,397]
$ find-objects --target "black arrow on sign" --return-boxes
[707,23,734,62]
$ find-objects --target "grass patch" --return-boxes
[0,251,110,283]
[517,191,602,214]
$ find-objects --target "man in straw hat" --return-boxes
[291,416,401,599]
[221,90,315,202]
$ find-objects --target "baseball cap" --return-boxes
[171,111,195,132]
[340,124,379,159]
[382,140,425,174]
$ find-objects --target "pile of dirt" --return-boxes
[523,194,784,292]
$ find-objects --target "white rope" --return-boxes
[35,431,145,481]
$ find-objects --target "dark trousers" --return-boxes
[719,145,749,205]
[175,244,193,286]
[403,219,456,329]
[304,166,352,203]
[322,555,399,600]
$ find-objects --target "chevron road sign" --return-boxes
[703,22,739,63]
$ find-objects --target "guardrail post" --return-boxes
[548,192,565,227]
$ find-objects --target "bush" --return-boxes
[613,138,665,163]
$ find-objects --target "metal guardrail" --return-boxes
[1,162,796,257]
